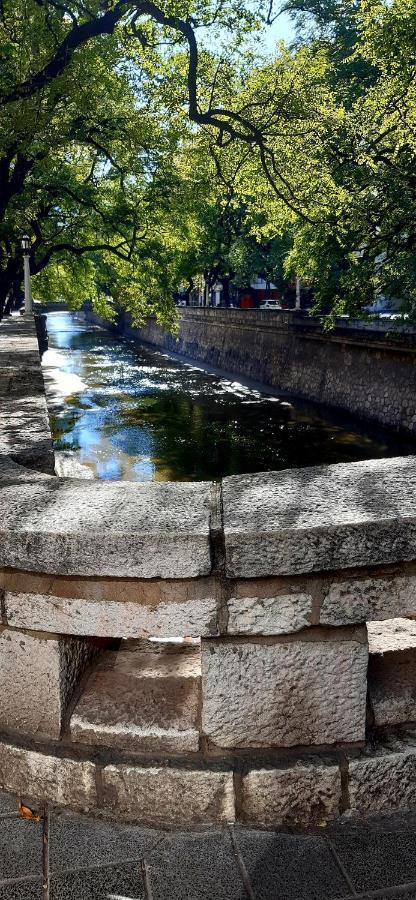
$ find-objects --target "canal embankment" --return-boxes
[3,313,416,829]
[43,310,415,481]
[82,306,416,435]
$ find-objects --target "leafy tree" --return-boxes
[0,0,269,320]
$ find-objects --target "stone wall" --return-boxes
[2,315,416,828]
[98,307,416,434]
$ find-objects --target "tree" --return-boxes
[210,0,416,319]
[0,0,270,319]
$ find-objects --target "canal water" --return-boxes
[42,311,415,482]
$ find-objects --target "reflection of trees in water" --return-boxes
[113,390,394,481]
[46,314,415,482]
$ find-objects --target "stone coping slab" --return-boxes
[0,476,214,578]
[0,316,55,475]
[222,457,416,577]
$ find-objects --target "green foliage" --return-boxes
[1,0,416,324]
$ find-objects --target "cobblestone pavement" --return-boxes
[2,791,416,899]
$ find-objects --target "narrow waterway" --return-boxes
[42,311,415,482]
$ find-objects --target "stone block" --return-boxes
[0,394,55,474]
[222,458,416,578]
[0,478,214,578]
[0,627,96,739]
[241,763,342,827]
[70,640,201,752]
[4,579,218,638]
[320,574,416,626]
[368,619,416,726]
[348,745,416,815]
[101,764,235,827]
[227,579,313,635]
[0,742,96,811]
[201,630,368,749]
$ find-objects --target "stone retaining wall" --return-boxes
[2,315,416,828]
[94,307,416,434]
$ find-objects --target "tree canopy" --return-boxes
[1,0,415,322]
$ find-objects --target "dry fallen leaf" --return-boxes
[18,804,41,823]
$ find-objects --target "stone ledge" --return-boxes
[0,735,415,827]
[0,316,55,474]
[0,477,214,579]
[5,564,416,640]
[3,583,219,638]
[0,742,97,811]
[101,764,235,827]
[222,458,416,578]
[348,737,416,815]
[241,762,342,827]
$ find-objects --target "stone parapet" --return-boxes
[2,313,416,828]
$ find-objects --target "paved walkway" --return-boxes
[2,791,416,899]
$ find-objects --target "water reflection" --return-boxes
[42,311,415,482]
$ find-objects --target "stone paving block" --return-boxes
[0,478,214,578]
[201,630,368,748]
[222,458,416,578]
[234,830,348,899]
[70,641,201,753]
[241,763,342,827]
[328,827,416,895]
[0,743,97,812]
[49,863,146,900]
[0,627,96,739]
[146,831,244,900]
[348,745,416,815]
[368,619,416,726]
[0,790,18,814]
[321,573,416,626]
[0,885,43,900]
[0,394,55,475]
[50,809,162,872]
[101,764,235,827]
[0,818,42,882]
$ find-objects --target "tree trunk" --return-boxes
[0,264,21,320]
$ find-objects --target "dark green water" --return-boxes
[42,311,415,482]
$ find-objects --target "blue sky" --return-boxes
[263,11,296,48]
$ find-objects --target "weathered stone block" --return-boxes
[348,744,416,815]
[227,579,313,635]
[201,630,368,748]
[241,763,341,827]
[0,627,96,739]
[101,764,235,826]
[4,581,218,638]
[320,574,416,626]
[0,742,96,811]
[368,619,416,726]
[0,479,214,578]
[222,458,416,578]
[70,640,201,752]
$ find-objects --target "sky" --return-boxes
[263,11,296,49]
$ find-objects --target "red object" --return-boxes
[240,295,254,308]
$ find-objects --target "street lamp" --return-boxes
[21,234,33,315]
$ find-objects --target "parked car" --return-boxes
[259,299,282,310]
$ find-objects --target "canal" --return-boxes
[42,311,415,482]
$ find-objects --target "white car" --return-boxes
[259,299,282,310]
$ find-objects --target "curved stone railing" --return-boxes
[1,314,416,829]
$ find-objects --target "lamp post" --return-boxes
[295,275,301,310]
[21,234,33,315]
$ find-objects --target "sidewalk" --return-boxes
[2,791,416,899]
